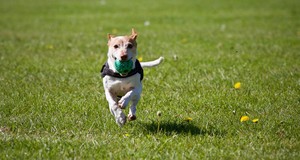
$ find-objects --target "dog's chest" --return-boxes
[103,74,141,96]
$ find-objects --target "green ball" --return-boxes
[114,59,133,74]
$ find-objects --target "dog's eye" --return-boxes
[114,45,119,49]
[127,44,133,49]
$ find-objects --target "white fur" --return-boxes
[103,29,163,126]
[141,57,164,68]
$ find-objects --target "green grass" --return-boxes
[1,0,299,159]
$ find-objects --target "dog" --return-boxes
[101,29,164,126]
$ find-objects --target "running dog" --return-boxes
[101,29,164,126]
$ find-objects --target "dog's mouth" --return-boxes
[112,55,133,62]
[114,58,134,75]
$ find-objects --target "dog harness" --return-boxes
[100,60,143,81]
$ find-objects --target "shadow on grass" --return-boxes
[137,121,226,137]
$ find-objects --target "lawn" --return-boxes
[0,0,299,159]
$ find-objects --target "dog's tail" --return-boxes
[140,57,164,68]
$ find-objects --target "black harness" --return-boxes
[100,60,143,81]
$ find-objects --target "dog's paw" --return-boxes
[116,109,127,126]
[128,114,136,121]
[118,97,130,109]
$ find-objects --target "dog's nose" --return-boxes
[120,54,128,61]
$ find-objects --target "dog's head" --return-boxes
[107,28,138,62]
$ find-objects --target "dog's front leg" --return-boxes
[119,86,142,121]
[104,89,126,126]
[128,91,141,121]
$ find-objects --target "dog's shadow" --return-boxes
[136,120,226,137]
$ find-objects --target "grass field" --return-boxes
[1,0,299,159]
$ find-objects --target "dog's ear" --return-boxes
[108,34,115,40]
[130,28,138,40]
[107,34,115,45]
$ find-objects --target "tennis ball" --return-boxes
[114,59,133,74]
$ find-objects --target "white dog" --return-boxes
[101,29,164,126]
